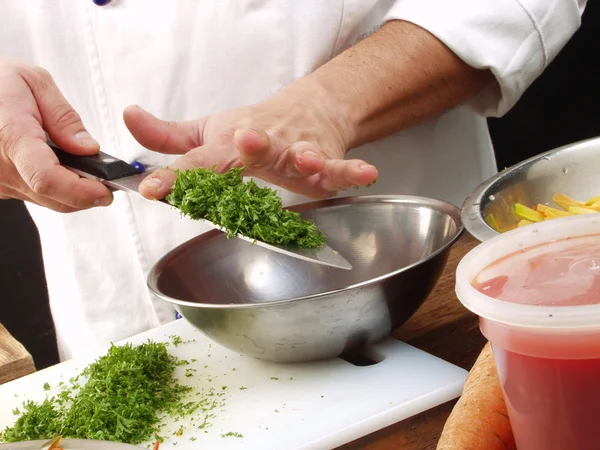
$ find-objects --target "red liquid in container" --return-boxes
[472,234,600,450]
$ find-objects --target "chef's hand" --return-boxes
[0,58,112,212]
[123,94,378,200]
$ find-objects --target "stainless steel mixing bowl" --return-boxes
[148,195,463,362]
[462,136,600,242]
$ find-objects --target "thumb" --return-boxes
[22,67,99,156]
[138,144,241,200]
[123,104,204,154]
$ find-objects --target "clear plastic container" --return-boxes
[455,214,600,450]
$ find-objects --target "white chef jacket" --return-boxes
[0,0,586,361]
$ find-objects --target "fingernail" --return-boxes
[301,151,321,160]
[240,128,262,138]
[142,177,162,190]
[94,196,112,207]
[74,131,99,148]
[360,163,375,171]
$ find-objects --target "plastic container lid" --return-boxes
[456,214,600,331]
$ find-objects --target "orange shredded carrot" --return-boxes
[436,342,516,450]
[48,437,62,450]
[153,441,160,450]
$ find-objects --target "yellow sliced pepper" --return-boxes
[485,213,500,232]
[585,203,600,212]
[585,196,600,206]
[514,203,545,222]
[552,193,585,210]
[536,204,573,218]
[510,192,599,232]
[568,206,599,215]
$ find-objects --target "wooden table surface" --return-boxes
[340,232,486,450]
[0,323,36,385]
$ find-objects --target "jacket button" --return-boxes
[92,0,112,5]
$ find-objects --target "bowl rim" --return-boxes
[147,194,464,309]
[455,214,600,331]
[461,135,600,242]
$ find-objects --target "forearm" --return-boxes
[286,20,496,150]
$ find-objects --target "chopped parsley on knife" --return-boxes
[165,167,326,249]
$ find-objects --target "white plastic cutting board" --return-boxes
[0,320,467,450]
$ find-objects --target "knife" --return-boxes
[49,144,352,270]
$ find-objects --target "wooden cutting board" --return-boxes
[0,323,35,384]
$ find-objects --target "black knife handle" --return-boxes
[49,144,141,180]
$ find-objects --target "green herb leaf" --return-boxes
[169,335,183,347]
[221,431,243,438]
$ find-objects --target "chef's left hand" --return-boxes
[123,94,378,200]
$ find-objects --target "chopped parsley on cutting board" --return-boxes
[0,341,223,445]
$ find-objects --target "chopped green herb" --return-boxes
[43,382,51,391]
[166,167,326,248]
[169,335,183,347]
[0,341,210,445]
[270,377,279,381]
[239,386,247,391]
[221,431,244,438]
[11,408,19,416]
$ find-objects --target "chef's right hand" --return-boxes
[0,58,112,212]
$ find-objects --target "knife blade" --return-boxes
[49,144,352,270]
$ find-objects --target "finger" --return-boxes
[281,141,325,178]
[320,159,378,192]
[138,145,241,200]
[234,128,279,169]
[20,193,79,213]
[19,66,100,155]
[0,186,78,213]
[6,129,113,209]
[123,105,203,154]
[0,184,27,201]
[27,195,79,213]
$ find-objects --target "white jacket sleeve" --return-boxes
[384,0,587,117]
